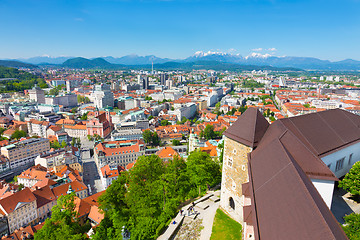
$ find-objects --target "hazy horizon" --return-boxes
[1,0,359,61]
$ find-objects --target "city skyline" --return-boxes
[1,0,360,61]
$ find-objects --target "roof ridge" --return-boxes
[317,111,346,145]
[278,127,336,180]
[278,140,341,239]
[281,118,318,155]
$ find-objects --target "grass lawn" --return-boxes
[210,208,242,240]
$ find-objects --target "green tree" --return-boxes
[142,130,160,147]
[143,130,152,144]
[343,213,360,240]
[226,108,236,116]
[34,193,90,240]
[93,134,104,142]
[214,102,221,112]
[95,153,218,240]
[180,117,188,124]
[238,105,248,114]
[148,115,154,120]
[11,130,27,140]
[61,141,67,148]
[152,132,160,146]
[161,120,170,126]
[187,151,221,195]
[172,139,181,146]
[49,87,59,96]
[217,141,224,163]
[339,162,360,197]
[80,112,88,120]
[203,125,216,140]
[0,128,6,135]
[18,183,24,191]
[50,140,61,149]
[71,107,78,114]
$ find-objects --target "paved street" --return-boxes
[158,190,220,240]
[81,140,104,195]
[331,188,360,224]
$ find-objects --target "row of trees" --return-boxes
[50,140,67,149]
[92,152,221,239]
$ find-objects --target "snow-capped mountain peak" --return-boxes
[245,52,272,59]
[193,51,229,57]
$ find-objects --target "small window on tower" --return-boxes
[228,158,233,168]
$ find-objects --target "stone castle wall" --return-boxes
[220,136,252,222]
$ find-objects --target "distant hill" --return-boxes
[103,55,173,65]
[17,56,73,65]
[11,53,360,70]
[61,57,301,71]
[132,60,302,72]
[62,57,126,69]
[0,60,37,69]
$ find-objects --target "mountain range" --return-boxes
[60,58,300,71]
[2,51,360,70]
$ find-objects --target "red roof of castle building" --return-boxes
[247,138,347,240]
[224,107,269,148]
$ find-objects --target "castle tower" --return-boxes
[220,107,269,222]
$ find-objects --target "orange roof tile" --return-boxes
[156,147,179,159]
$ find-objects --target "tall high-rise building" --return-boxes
[92,83,114,109]
[160,74,168,86]
[142,76,149,90]
[28,85,45,104]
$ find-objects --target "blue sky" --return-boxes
[0,0,359,60]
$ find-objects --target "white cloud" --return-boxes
[227,48,237,53]
[246,52,272,59]
[252,48,263,51]
[267,48,277,51]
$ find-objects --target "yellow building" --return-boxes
[0,188,38,233]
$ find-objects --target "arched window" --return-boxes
[229,197,235,210]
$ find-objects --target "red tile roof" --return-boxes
[0,188,36,214]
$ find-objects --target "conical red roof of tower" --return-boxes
[224,107,269,148]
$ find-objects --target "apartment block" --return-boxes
[1,138,50,169]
